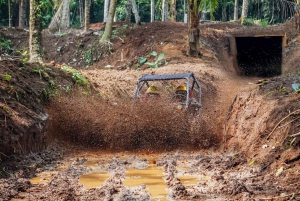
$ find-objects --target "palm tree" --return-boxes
[48,1,63,31]
[241,0,248,23]
[125,0,132,22]
[234,0,238,21]
[131,0,141,25]
[84,0,91,31]
[187,0,201,56]
[19,0,26,27]
[100,0,117,43]
[151,0,154,22]
[61,0,71,29]
[29,0,43,62]
[104,0,109,22]
[8,0,12,27]
[162,0,168,21]
[170,0,177,21]
[79,0,84,27]
[187,0,219,56]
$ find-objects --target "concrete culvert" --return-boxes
[235,36,283,77]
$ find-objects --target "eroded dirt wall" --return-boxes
[225,82,300,166]
[0,60,74,162]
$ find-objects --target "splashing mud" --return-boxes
[47,93,219,151]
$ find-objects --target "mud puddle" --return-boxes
[30,171,58,185]
[124,164,167,200]
[79,171,110,189]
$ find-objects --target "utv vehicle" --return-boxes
[133,72,202,115]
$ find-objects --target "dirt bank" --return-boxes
[0,59,75,163]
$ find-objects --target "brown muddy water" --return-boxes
[29,154,199,200]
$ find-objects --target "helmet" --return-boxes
[146,86,159,94]
[176,85,187,91]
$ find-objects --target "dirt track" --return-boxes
[0,20,300,200]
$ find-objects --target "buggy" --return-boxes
[133,72,202,115]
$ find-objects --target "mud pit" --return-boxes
[1,19,300,200]
[8,150,299,200]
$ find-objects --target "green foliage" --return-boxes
[84,48,93,66]
[31,66,47,79]
[292,83,300,92]
[256,19,269,28]
[2,106,8,112]
[61,65,88,87]
[139,57,147,64]
[3,73,12,81]
[16,49,29,62]
[112,29,119,36]
[48,80,57,90]
[249,159,255,165]
[0,37,12,54]
[145,53,166,69]
[243,18,269,27]
[242,18,255,26]
[279,86,288,94]
[200,0,219,20]
[150,51,157,56]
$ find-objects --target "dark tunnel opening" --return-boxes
[235,36,282,77]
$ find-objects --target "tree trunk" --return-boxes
[61,0,71,30]
[114,10,117,22]
[8,0,12,27]
[29,0,43,62]
[151,0,154,22]
[100,0,116,43]
[48,2,63,31]
[187,0,201,57]
[295,1,300,31]
[79,0,84,27]
[241,0,248,24]
[234,0,238,21]
[162,0,168,21]
[169,0,176,21]
[19,0,26,27]
[104,0,109,22]
[84,0,91,31]
[131,0,141,25]
[125,0,132,22]
[222,4,227,22]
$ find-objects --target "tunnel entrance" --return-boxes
[235,36,282,77]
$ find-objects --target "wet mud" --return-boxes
[1,149,299,201]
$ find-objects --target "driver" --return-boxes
[145,86,160,98]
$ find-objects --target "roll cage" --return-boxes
[133,72,202,109]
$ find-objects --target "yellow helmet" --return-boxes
[146,86,159,94]
[176,85,187,91]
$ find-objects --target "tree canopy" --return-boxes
[0,0,298,28]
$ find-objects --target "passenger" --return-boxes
[174,85,187,102]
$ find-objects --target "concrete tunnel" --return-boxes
[235,36,283,77]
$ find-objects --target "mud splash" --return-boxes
[47,94,217,151]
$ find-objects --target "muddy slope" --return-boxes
[0,60,73,162]
[225,76,300,187]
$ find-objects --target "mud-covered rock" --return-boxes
[0,177,31,200]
